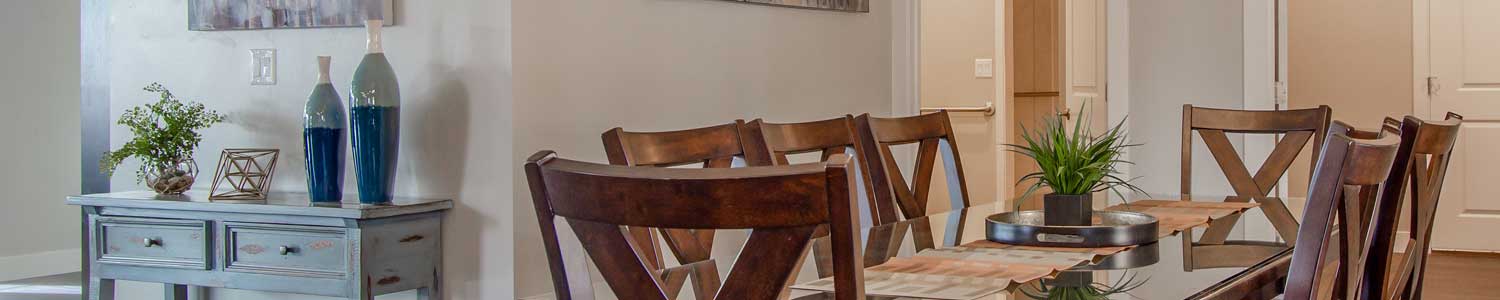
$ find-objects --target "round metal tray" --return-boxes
[985,210,1160,248]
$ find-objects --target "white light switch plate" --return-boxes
[974,58,994,78]
[250,49,277,85]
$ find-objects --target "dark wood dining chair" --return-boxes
[601,122,770,299]
[1283,121,1402,300]
[1180,105,1332,269]
[525,151,865,300]
[853,112,972,253]
[853,111,972,223]
[1354,114,1462,300]
[742,116,876,279]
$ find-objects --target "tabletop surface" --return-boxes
[66,190,453,219]
[791,193,1293,300]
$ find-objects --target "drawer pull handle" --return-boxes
[279,246,297,255]
[142,238,161,248]
[376,276,401,286]
[399,235,425,243]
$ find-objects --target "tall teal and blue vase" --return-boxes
[304,56,347,203]
[350,20,400,205]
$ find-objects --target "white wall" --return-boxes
[1122,1,1249,294]
[105,0,514,299]
[511,0,894,298]
[1127,0,1244,196]
[0,0,82,282]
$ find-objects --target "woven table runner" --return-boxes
[1105,200,1261,237]
[791,201,1261,299]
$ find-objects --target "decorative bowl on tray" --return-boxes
[985,210,1160,248]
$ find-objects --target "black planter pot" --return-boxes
[1043,193,1093,226]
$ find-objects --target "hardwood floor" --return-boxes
[1421,251,1500,300]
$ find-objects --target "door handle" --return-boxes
[1058,109,1072,120]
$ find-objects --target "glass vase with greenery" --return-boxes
[1008,104,1144,225]
[100,83,225,195]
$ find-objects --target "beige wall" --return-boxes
[0,0,81,281]
[511,0,894,298]
[921,0,995,108]
[1287,0,1413,197]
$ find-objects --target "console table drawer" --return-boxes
[96,217,211,270]
[224,223,348,278]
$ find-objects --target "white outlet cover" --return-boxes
[250,49,277,85]
[975,58,994,78]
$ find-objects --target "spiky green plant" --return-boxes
[1007,103,1144,205]
[100,83,225,183]
[1019,271,1148,300]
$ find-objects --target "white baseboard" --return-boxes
[0,248,81,282]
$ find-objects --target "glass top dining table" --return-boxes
[789,193,1296,300]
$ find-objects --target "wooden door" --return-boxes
[920,0,1000,211]
[1427,0,1500,251]
[1012,0,1062,210]
[1009,0,1108,210]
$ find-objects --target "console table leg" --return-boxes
[88,276,115,300]
[165,284,208,300]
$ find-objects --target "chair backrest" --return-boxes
[1181,105,1333,244]
[1284,121,1401,300]
[744,116,878,218]
[1181,105,1333,197]
[525,151,865,300]
[602,121,768,168]
[853,112,971,224]
[1355,114,1462,300]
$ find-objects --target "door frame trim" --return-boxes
[1413,0,1432,118]
[1244,0,1284,201]
[892,0,920,117]
[1106,0,1130,183]
[997,0,1014,207]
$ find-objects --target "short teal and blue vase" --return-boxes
[304,56,347,203]
[350,19,400,205]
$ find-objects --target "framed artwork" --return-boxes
[189,0,395,31]
[731,0,869,12]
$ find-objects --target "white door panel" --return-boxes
[1429,0,1500,251]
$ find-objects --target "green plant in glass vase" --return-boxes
[100,83,225,195]
[1008,104,1144,225]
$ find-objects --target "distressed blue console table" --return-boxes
[67,191,451,300]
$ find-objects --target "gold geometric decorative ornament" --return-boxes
[209,149,280,200]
